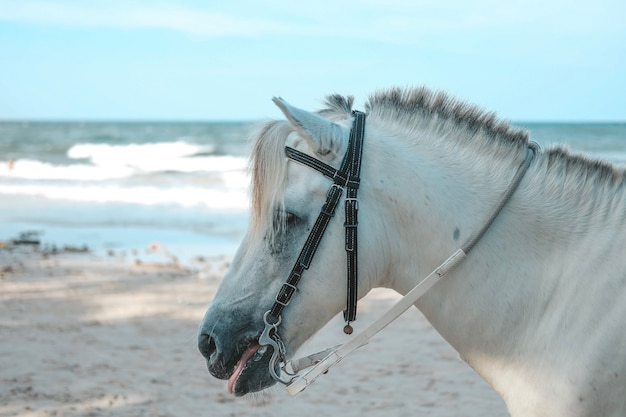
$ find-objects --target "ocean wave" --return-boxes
[0,155,247,181]
[0,183,249,210]
[0,159,135,181]
[68,140,247,173]
[67,140,215,163]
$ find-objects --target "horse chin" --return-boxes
[228,343,277,396]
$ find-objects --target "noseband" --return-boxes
[259,111,366,383]
[259,110,539,391]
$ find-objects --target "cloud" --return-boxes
[0,0,623,44]
[0,1,299,37]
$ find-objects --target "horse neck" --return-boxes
[365,124,545,366]
[367,123,626,400]
[366,125,529,293]
[362,121,626,413]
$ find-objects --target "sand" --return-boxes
[0,246,509,416]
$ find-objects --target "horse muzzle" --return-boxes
[198,327,278,396]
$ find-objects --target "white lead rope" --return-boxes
[286,248,466,395]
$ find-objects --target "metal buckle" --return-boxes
[327,183,343,197]
[345,197,359,211]
[275,282,298,307]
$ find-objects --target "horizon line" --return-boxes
[1,117,625,124]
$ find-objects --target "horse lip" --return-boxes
[227,341,261,394]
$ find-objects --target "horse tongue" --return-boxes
[227,343,261,394]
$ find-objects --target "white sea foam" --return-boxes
[0,159,135,180]
[122,155,246,174]
[0,140,247,181]
[67,140,215,163]
[0,183,249,210]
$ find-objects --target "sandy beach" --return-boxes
[0,244,509,417]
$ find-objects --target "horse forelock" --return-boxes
[248,96,355,243]
[249,120,294,242]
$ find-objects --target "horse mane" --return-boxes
[249,87,626,241]
[364,87,626,197]
[365,86,530,146]
[541,144,626,198]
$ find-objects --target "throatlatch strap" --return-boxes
[268,111,366,330]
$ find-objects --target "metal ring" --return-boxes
[263,310,281,327]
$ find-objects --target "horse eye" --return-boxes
[273,210,299,230]
[285,211,298,226]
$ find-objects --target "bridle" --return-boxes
[258,110,539,393]
[258,110,366,383]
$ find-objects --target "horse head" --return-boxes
[197,97,389,396]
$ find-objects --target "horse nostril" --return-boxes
[198,331,233,380]
[198,332,217,361]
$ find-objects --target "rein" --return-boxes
[258,110,539,393]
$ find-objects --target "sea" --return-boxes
[1,121,625,265]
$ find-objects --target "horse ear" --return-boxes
[272,97,348,157]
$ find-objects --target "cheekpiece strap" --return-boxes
[269,111,366,332]
[342,111,366,329]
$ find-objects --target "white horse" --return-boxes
[198,87,626,416]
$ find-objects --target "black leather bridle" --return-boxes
[258,111,367,385]
[265,110,366,334]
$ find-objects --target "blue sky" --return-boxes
[0,0,624,121]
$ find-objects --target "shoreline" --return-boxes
[0,193,248,268]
